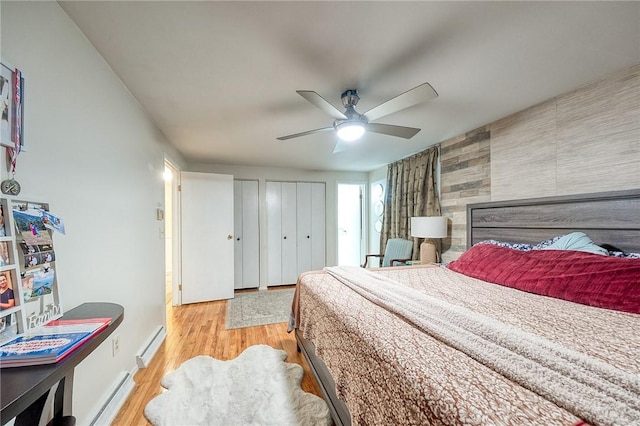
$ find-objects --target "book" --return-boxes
[0,317,111,368]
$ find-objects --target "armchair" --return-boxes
[361,238,413,268]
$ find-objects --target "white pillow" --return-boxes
[540,232,608,255]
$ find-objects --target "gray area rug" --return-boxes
[144,344,331,426]
[226,289,295,329]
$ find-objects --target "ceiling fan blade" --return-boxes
[363,83,438,122]
[367,123,421,139]
[297,91,347,120]
[332,139,348,154]
[277,126,334,141]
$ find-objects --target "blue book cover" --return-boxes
[0,318,110,367]
[0,332,92,360]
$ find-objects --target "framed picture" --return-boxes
[0,312,19,345]
[0,271,19,342]
[0,241,12,267]
[0,203,6,238]
[0,62,24,150]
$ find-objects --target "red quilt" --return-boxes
[447,244,640,314]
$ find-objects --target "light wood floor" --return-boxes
[111,287,322,425]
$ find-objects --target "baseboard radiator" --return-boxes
[136,325,166,368]
[88,371,134,426]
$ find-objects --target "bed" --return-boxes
[290,189,640,426]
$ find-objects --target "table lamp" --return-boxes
[410,216,448,263]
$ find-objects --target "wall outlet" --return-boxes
[112,334,120,357]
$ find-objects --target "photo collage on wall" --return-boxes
[12,205,58,315]
[4,200,65,334]
[0,201,18,343]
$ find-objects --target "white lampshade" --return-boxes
[411,216,447,264]
[410,216,447,239]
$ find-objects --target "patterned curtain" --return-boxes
[381,145,441,261]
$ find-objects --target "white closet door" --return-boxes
[296,182,312,275]
[241,180,259,288]
[266,182,282,285]
[234,180,259,289]
[233,181,244,289]
[311,182,326,270]
[181,172,234,303]
[281,182,298,284]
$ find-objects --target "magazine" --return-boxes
[0,317,111,368]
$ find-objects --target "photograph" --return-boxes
[0,204,5,237]
[40,210,66,235]
[25,253,39,268]
[31,268,55,297]
[12,209,52,246]
[21,268,56,302]
[20,242,36,255]
[41,250,54,263]
[0,271,15,315]
[0,62,24,149]
[0,241,11,266]
[21,273,34,302]
[0,312,18,345]
[13,208,47,233]
[19,242,55,268]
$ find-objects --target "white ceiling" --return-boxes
[59,1,640,172]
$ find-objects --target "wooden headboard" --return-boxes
[467,189,640,253]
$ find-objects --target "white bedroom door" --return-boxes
[181,172,235,304]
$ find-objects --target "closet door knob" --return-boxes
[284,236,287,239]
[307,235,310,239]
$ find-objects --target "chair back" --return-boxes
[382,238,413,267]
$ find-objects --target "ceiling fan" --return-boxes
[277,82,438,150]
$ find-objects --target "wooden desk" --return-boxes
[0,302,124,425]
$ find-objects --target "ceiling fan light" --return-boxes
[336,121,365,141]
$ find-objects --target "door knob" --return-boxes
[284,236,287,239]
[227,234,233,240]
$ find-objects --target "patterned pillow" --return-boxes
[608,250,640,259]
[475,240,534,251]
[533,235,563,249]
[476,235,639,258]
[475,236,566,251]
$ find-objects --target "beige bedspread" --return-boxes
[292,265,640,426]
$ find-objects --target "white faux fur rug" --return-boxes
[144,345,332,426]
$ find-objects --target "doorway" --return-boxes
[337,183,365,266]
[164,160,180,306]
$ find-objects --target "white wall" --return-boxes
[1,2,183,423]
[367,166,387,255]
[189,163,367,287]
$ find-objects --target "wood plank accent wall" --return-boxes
[440,126,491,261]
[440,64,639,262]
[492,64,640,201]
[555,66,640,194]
